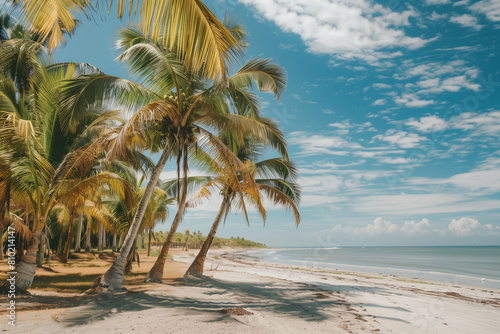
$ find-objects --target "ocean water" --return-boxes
[248,246,500,289]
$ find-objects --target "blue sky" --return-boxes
[44,0,500,246]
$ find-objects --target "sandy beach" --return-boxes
[1,248,499,333]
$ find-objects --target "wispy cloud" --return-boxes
[352,193,500,215]
[332,217,431,236]
[425,0,450,4]
[289,131,360,156]
[470,0,500,22]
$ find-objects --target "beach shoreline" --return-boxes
[1,247,499,333]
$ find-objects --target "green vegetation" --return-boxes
[147,230,267,250]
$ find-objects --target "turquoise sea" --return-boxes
[248,246,500,289]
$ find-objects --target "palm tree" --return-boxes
[185,136,300,276]
[126,27,288,283]
[10,0,241,80]
[57,22,287,288]
[0,37,135,291]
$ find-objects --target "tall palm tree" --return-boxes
[10,0,241,80]
[185,135,300,276]
[59,23,287,288]
[0,37,135,291]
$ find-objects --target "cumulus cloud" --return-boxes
[363,217,399,234]
[448,217,480,236]
[401,218,431,236]
[238,0,431,65]
[394,93,435,107]
[450,14,482,30]
[372,130,427,148]
[405,115,449,133]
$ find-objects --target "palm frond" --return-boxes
[257,183,300,226]
[56,172,136,211]
[116,26,188,94]
[106,99,178,160]
[111,0,242,80]
[228,57,287,99]
[255,158,298,181]
[12,0,90,51]
[58,74,158,133]
[0,38,47,94]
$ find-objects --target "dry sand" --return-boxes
[1,248,499,333]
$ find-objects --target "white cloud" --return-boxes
[378,157,411,164]
[401,218,431,236]
[289,131,360,156]
[405,115,449,133]
[373,130,427,148]
[448,217,480,236]
[425,0,450,4]
[453,111,500,136]
[372,83,392,89]
[394,93,435,107]
[329,120,351,129]
[450,14,482,30]
[394,60,478,80]
[363,217,399,235]
[372,98,387,106]
[238,0,431,65]
[391,60,480,106]
[407,154,500,194]
[470,0,500,22]
[332,217,431,237]
[429,12,448,20]
[352,193,500,215]
[415,75,480,94]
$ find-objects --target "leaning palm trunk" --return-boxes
[185,196,229,276]
[145,152,189,283]
[100,145,173,289]
[144,196,187,282]
[13,228,42,292]
[75,213,83,252]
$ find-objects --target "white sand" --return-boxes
[1,248,499,333]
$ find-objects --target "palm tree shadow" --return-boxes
[59,275,400,327]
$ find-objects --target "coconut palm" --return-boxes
[184,135,300,276]
[10,0,241,81]
[0,37,135,291]
[57,22,287,288]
